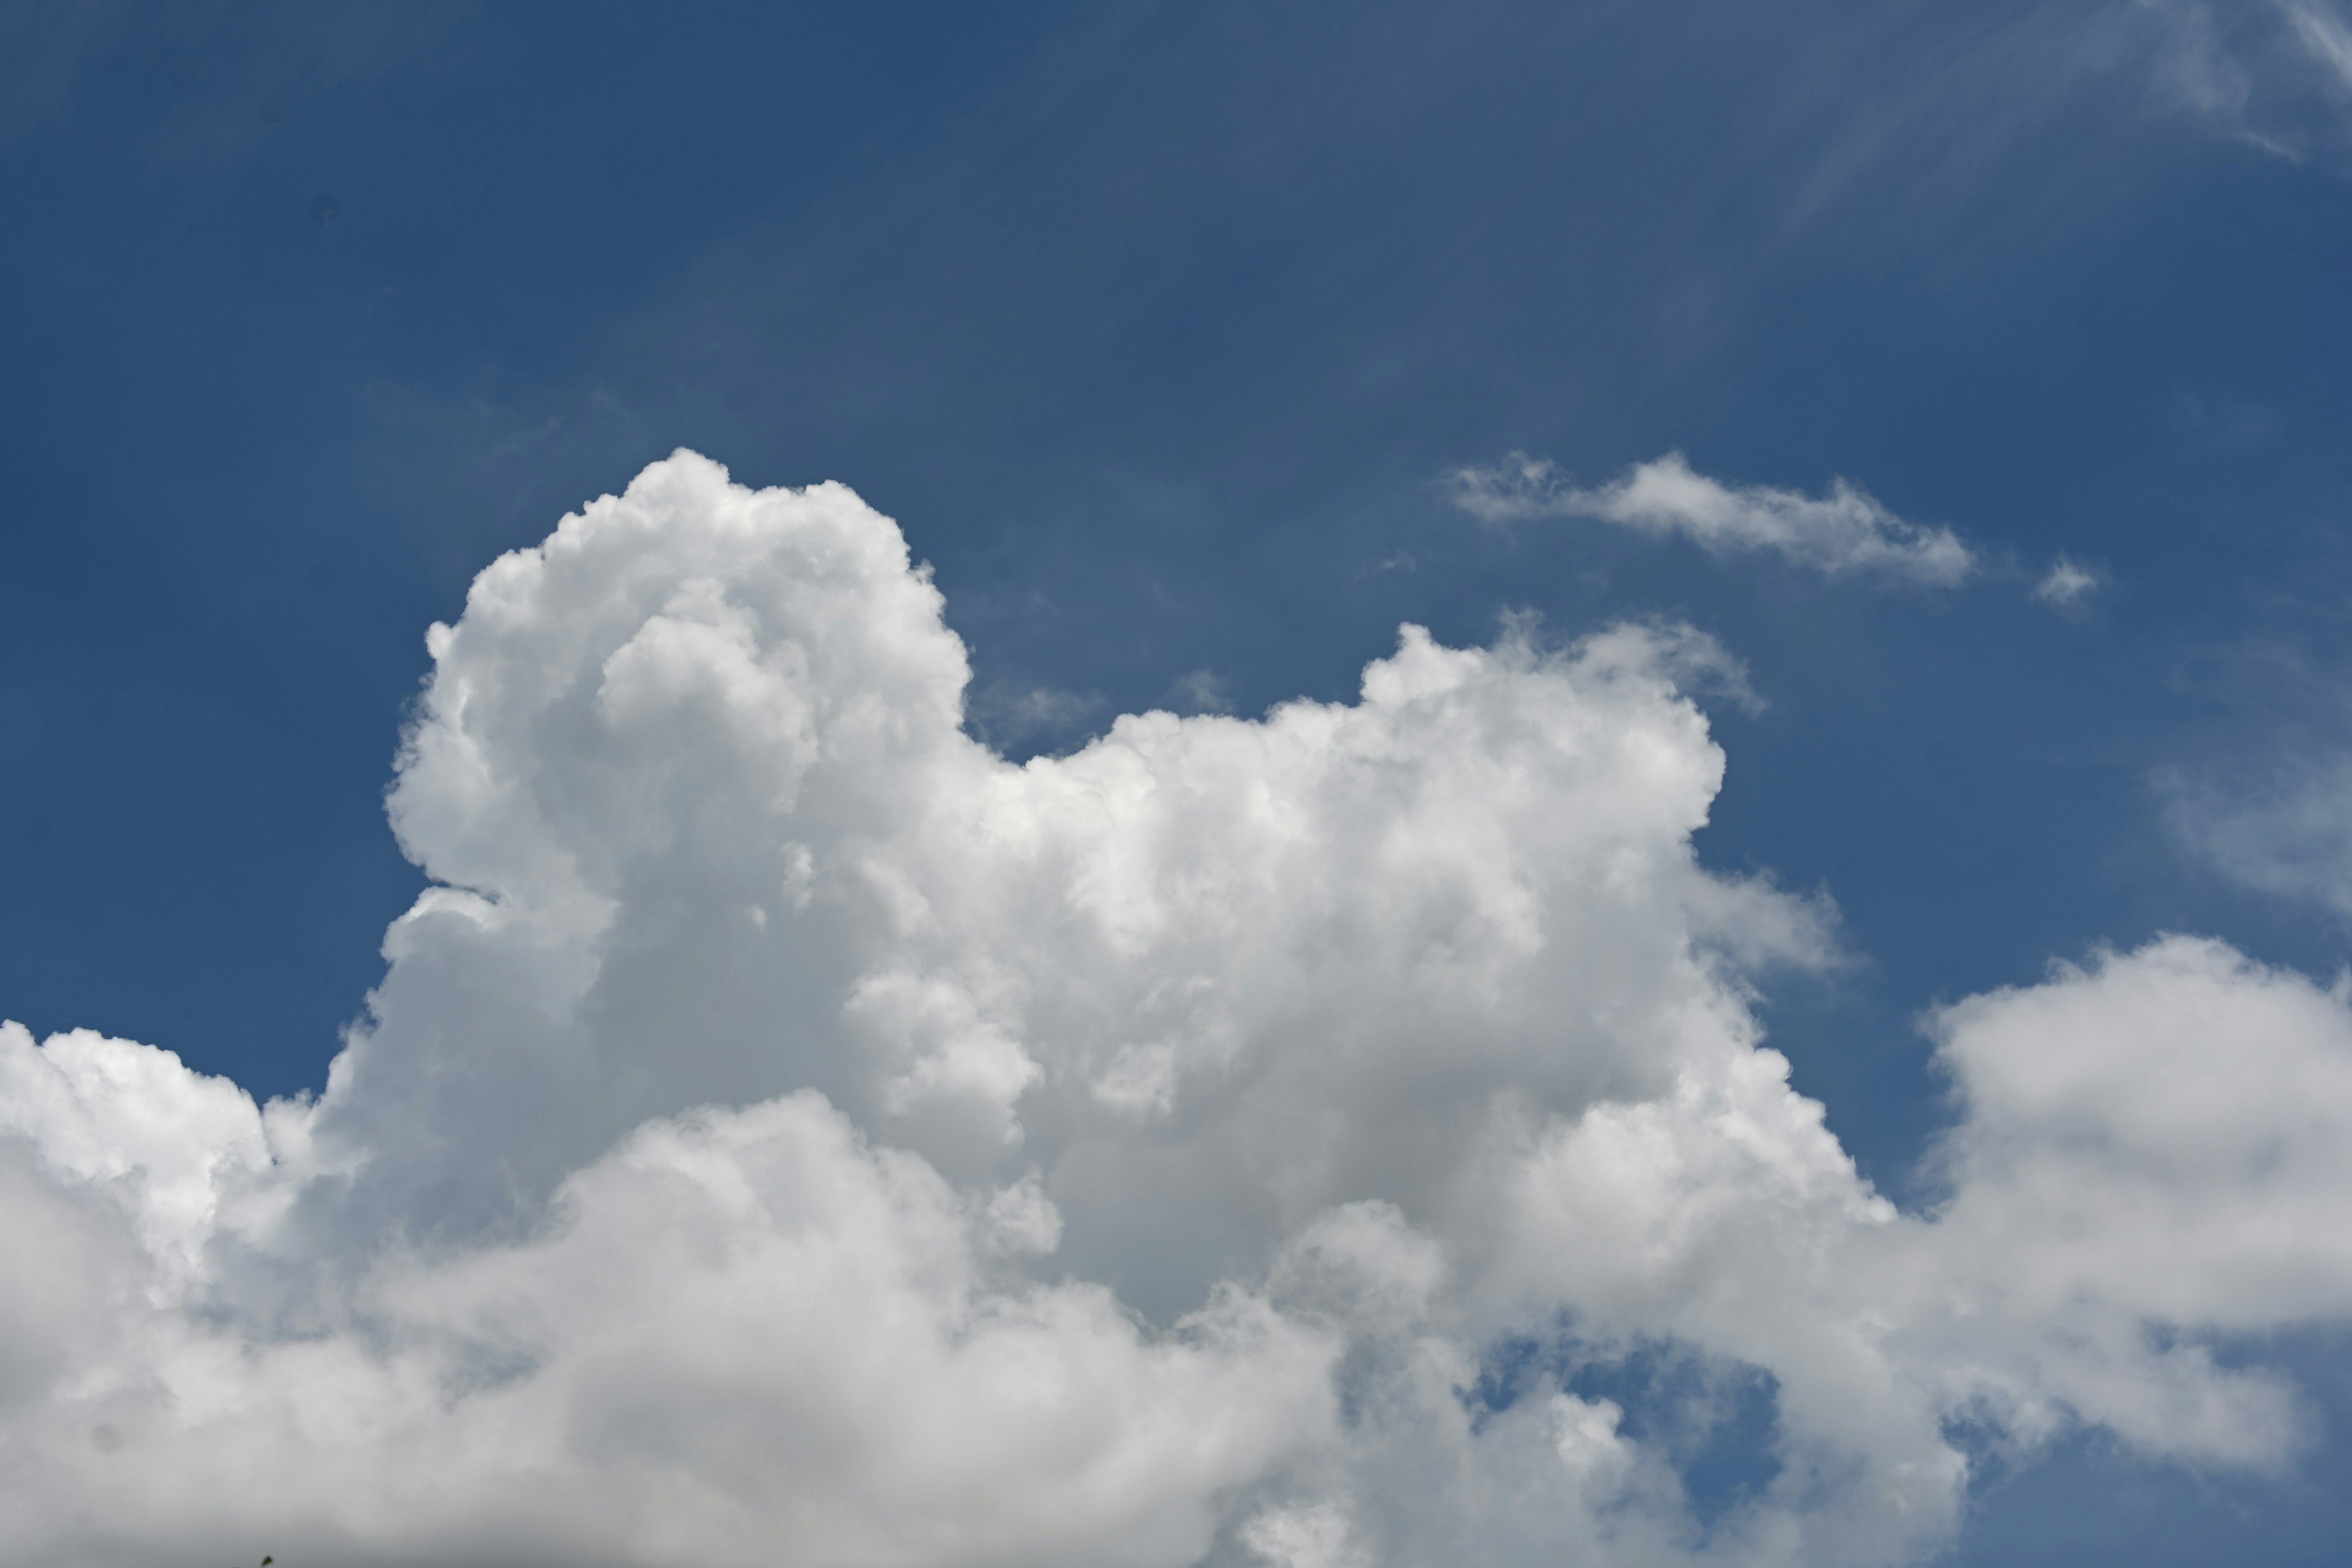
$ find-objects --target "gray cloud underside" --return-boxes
[5,454,2351,1568]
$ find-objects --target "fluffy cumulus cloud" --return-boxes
[4,453,2350,1567]
[1449,451,1974,585]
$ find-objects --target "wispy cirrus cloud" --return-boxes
[2137,0,2352,161]
[1448,450,1975,585]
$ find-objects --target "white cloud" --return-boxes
[3,451,2350,1566]
[1915,936,2352,1458]
[2033,554,2102,608]
[1449,450,1974,584]
[1242,1499,1368,1568]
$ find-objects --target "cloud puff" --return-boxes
[1910,937,2352,1461]
[1449,451,1974,584]
[2033,555,2101,608]
[3,452,2350,1567]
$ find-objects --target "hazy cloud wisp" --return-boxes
[1449,450,1976,584]
[2163,748,2352,919]
[2138,0,2352,159]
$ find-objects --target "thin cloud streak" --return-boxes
[1449,450,1975,584]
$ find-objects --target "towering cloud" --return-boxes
[2,453,2348,1567]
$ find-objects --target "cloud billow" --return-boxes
[2,453,2348,1567]
[1450,450,1975,585]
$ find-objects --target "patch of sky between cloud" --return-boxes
[1469,1328,1784,1543]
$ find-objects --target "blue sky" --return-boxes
[6,4,2352,1564]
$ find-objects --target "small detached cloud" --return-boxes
[1449,450,1974,585]
[2033,555,2101,609]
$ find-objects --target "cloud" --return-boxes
[1449,451,1975,585]
[2033,554,2102,608]
[2284,0,2352,89]
[3,452,2351,1566]
[2162,748,2352,918]
[1912,936,2352,1465]
[2136,0,2352,161]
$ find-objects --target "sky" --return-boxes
[5,2,2352,1564]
